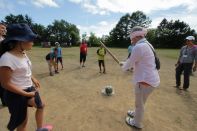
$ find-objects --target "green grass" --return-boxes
[156,49,179,59]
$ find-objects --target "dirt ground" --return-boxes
[0,47,197,131]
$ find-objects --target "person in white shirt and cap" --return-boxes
[121,26,160,129]
[175,35,197,90]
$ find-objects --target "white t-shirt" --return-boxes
[0,52,33,89]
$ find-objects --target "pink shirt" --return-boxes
[122,38,160,87]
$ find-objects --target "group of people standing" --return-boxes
[0,22,196,131]
[47,39,106,75]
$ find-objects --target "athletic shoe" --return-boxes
[125,116,142,129]
[127,110,135,118]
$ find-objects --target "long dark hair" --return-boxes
[0,40,19,57]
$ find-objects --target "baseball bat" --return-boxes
[100,41,120,64]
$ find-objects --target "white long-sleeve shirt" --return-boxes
[122,38,160,87]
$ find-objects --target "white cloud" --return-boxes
[77,21,117,37]
[68,0,83,4]
[99,21,108,26]
[150,17,164,29]
[32,0,59,8]
[68,0,109,15]
[69,0,197,31]
[68,0,197,15]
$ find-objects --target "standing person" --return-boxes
[46,47,59,76]
[0,23,6,106]
[97,45,106,73]
[175,36,197,90]
[55,42,64,70]
[127,44,134,71]
[127,44,134,59]
[80,39,88,67]
[121,26,160,129]
[0,24,52,131]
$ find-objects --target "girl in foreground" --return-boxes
[0,24,52,131]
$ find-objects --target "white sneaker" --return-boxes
[127,110,135,118]
[125,116,143,129]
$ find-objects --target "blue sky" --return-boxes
[0,0,197,37]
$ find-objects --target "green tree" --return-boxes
[155,18,196,48]
[32,23,47,42]
[107,11,151,47]
[2,14,33,26]
[146,28,157,47]
[88,32,100,47]
[47,19,80,45]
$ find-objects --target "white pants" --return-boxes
[133,83,154,128]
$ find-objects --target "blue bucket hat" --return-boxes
[2,23,37,44]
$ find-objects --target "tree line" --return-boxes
[1,12,196,48]
[1,14,80,46]
[104,11,196,48]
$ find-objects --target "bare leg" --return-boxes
[102,61,106,73]
[35,108,44,128]
[28,97,45,129]
[60,61,63,69]
[56,61,59,71]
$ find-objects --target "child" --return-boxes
[0,24,52,131]
[80,40,88,67]
[55,42,63,70]
[97,45,106,73]
[46,47,59,76]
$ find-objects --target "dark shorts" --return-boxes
[98,60,105,66]
[57,57,62,63]
[80,53,86,63]
[4,86,43,130]
[0,84,5,105]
